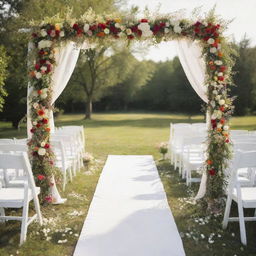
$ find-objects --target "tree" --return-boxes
[0,0,120,127]
[67,46,135,119]
[0,45,9,112]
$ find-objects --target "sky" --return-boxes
[126,0,256,61]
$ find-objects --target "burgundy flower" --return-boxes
[73,23,79,30]
[35,63,40,70]
[140,19,148,23]
[37,174,45,181]
[209,169,216,176]
[44,143,50,149]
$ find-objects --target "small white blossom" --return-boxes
[83,24,90,32]
[210,47,217,54]
[104,28,110,34]
[38,147,46,156]
[35,72,42,79]
[207,38,215,44]
[60,31,65,37]
[164,28,170,34]
[219,99,225,105]
[40,29,47,37]
[173,25,182,33]
[126,28,132,35]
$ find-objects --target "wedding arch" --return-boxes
[27,9,235,203]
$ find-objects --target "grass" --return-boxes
[0,112,256,256]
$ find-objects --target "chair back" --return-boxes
[0,144,27,153]
[0,153,37,195]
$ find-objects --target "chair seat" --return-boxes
[232,187,256,208]
[0,187,40,208]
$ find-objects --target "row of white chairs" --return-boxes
[0,125,85,245]
[169,123,256,245]
[169,123,207,185]
[0,125,86,191]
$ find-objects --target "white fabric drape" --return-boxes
[176,39,208,200]
[27,42,81,137]
[176,39,208,103]
[48,42,81,132]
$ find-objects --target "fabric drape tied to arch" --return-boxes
[176,39,209,200]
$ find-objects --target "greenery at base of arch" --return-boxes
[27,8,236,206]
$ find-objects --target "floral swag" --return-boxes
[28,9,235,203]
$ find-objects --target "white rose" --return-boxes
[223,125,229,131]
[40,66,47,72]
[115,23,121,28]
[218,72,223,76]
[126,28,132,35]
[142,30,153,37]
[41,142,46,147]
[215,95,221,100]
[207,38,215,44]
[212,90,218,95]
[120,25,125,31]
[138,22,150,31]
[33,102,39,109]
[164,28,170,34]
[171,20,180,27]
[210,100,216,108]
[41,29,47,37]
[104,28,110,34]
[173,25,182,33]
[219,99,225,105]
[217,123,222,129]
[165,22,170,27]
[35,72,42,79]
[214,60,222,66]
[83,24,90,32]
[210,47,217,53]
[211,113,217,120]
[50,30,56,37]
[38,40,52,49]
[40,93,47,99]
[60,31,65,37]
[38,148,46,156]
[32,121,37,125]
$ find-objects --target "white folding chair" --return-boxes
[181,136,206,185]
[223,150,256,245]
[0,139,15,144]
[50,140,73,191]
[0,153,43,245]
[0,144,28,187]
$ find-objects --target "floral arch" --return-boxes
[27,10,235,204]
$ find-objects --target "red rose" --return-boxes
[127,35,135,40]
[220,106,225,112]
[35,63,40,70]
[40,59,46,65]
[140,19,148,23]
[30,128,36,133]
[131,25,139,33]
[37,90,42,95]
[194,21,201,27]
[37,109,45,116]
[98,23,107,29]
[220,118,225,124]
[44,143,50,149]
[225,139,230,143]
[46,64,52,73]
[37,174,45,181]
[32,33,37,38]
[49,160,54,165]
[38,50,45,55]
[36,123,41,128]
[220,66,226,72]
[73,23,79,30]
[42,118,48,124]
[194,27,200,34]
[90,25,97,31]
[55,30,60,37]
[210,65,216,70]
[209,169,216,176]
[76,28,83,35]
[218,76,224,81]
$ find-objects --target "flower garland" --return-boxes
[28,11,235,202]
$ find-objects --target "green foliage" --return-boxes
[0,45,9,112]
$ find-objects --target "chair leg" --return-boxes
[33,197,43,225]
[223,195,232,229]
[63,170,66,191]
[0,207,5,223]
[237,200,247,245]
[20,188,29,246]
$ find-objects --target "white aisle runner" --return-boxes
[73,155,185,256]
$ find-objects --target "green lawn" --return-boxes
[0,113,256,256]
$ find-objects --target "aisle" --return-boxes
[73,155,185,256]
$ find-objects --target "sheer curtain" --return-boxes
[27,42,81,137]
[176,39,209,200]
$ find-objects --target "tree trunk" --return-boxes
[85,97,92,119]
